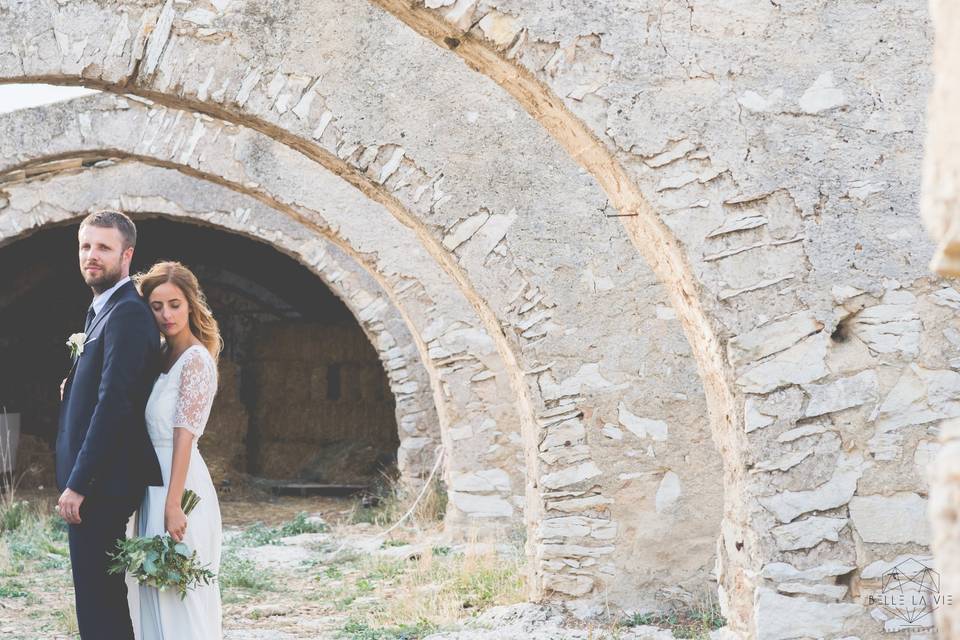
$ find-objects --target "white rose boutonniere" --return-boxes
[66,332,87,359]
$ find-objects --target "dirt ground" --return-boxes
[1,488,709,639]
[0,487,526,640]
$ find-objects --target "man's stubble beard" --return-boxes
[83,260,124,294]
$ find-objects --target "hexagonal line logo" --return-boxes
[879,558,945,624]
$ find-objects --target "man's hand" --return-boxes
[59,377,67,401]
[57,488,85,525]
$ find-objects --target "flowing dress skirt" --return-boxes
[129,442,222,640]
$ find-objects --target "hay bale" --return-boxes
[13,433,55,489]
[297,440,394,485]
[195,357,251,489]
[202,452,248,493]
[254,441,317,480]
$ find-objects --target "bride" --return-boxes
[131,261,223,639]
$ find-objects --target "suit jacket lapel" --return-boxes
[85,282,130,338]
[66,281,133,379]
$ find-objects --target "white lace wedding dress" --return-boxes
[128,344,222,640]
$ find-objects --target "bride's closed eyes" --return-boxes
[150,300,182,312]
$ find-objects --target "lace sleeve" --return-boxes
[173,347,217,439]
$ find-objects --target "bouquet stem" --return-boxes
[181,489,200,516]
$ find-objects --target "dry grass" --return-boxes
[617,588,725,639]
[348,471,447,530]
[365,544,526,627]
[0,534,11,573]
[1,488,532,640]
[0,411,26,518]
[53,604,80,636]
[0,488,727,640]
[0,491,77,639]
[329,471,527,636]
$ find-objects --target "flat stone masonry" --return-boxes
[0,1,947,637]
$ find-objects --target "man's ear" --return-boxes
[123,246,135,267]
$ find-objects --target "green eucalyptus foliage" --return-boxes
[106,490,214,600]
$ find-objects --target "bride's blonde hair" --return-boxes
[134,261,223,364]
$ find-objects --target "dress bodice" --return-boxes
[145,344,218,446]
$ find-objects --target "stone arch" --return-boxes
[367,4,942,638]
[0,8,548,544]
[0,79,549,543]
[0,2,943,637]
[366,0,737,435]
[358,0,944,638]
[0,0,733,617]
[0,155,526,537]
[1,211,428,488]
[366,0,751,616]
[0,167,435,454]
[0,86,727,613]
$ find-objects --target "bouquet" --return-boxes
[108,489,215,599]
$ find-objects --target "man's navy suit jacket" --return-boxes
[56,280,163,498]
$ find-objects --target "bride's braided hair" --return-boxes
[133,261,224,364]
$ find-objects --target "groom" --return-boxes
[55,210,163,639]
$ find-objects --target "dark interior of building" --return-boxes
[0,215,399,490]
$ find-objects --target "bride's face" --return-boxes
[148,282,191,339]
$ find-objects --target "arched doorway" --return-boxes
[0,217,400,491]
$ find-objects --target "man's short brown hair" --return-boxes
[79,210,137,250]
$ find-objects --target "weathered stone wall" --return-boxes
[0,94,533,537]
[391,1,941,635]
[0,87,724,608]
[0,155,519,537]
[0,1,946,636]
